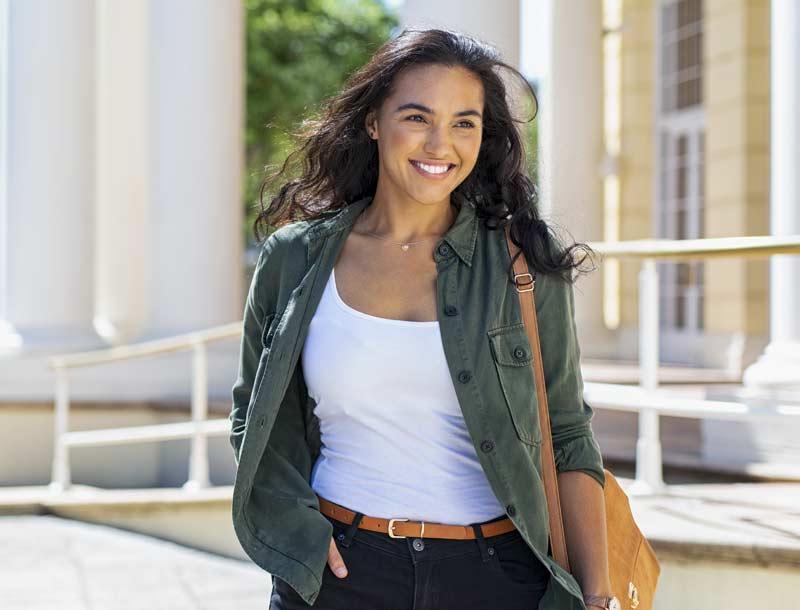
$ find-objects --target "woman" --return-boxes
[230,28,618,610]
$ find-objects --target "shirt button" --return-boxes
[506,504,516,516]
[457,370,472,383]
[259,417,265,427]
[480,440,495,453]
[444,305,458,316]
[513,346,527,359]
[437,243,452,257]
[412,538,425,551]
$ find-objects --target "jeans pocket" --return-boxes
[489,536,550,591]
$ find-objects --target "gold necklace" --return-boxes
[354,207,455,251]
[358,229,437,251]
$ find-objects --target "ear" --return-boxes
[364,111,378,139]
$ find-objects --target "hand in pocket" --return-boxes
[328,536,349,578]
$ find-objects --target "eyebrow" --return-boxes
[394,102,483,119]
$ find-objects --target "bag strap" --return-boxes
[504,225,572,573]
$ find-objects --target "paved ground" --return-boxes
[0,514,269,610]
[1,468,798,609]
[622,480,800,566]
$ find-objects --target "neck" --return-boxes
[355,192,457,243]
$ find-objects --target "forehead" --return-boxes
[388,64,484,109]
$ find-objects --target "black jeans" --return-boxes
[269,509,550,609]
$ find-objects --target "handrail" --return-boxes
[584,382,800,420]
[47,320,243,493]
[48,321,242,368]
[578,233,800,494]
[586,234,800,259]
[45,234,800,497]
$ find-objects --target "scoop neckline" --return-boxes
[330,268,440,327]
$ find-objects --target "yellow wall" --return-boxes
[616,0,770,338]
[704,0,770,335]
[619,0,655,327]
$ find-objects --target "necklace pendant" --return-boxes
[400,243,410,251]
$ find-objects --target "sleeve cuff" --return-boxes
[553,434,606,489]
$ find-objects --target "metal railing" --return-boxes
[45,234,800,497]
[584,234,800,494]
[47,321,242,493]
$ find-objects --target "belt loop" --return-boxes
[471,523,494,562]
[340,512,363,548]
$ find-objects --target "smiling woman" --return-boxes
[253,28,596,286]
[234,27,611,610]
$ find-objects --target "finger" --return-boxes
[328,537,348,578]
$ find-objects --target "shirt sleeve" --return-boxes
[535,271,606,489]
[229,238,274,465]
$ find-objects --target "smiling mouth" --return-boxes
[409,160,456,179]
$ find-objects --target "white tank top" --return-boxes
[301,267,506,525]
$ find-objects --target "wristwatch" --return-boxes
[583,594,621,610]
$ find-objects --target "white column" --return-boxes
[0,0,14,348]
[540,0,614,358]
[144,0,244,340]
[94,0,245,345]
[0,0,97,351]
[399,0,520,68]
[742,0,800,393]
[93,0,150,345]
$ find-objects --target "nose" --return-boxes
[423,123,452,158]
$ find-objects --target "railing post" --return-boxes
[630,258,666,495]
[184,340,210,491]
[49,366,71,493]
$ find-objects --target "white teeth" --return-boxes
[413,161,451,175]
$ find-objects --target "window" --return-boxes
[656,0,705,334]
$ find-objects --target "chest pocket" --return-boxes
[488,323,542,447]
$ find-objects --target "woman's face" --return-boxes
[365,63,484,207]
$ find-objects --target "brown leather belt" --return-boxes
[317,494,517,540]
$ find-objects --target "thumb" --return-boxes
[328,536,348,578]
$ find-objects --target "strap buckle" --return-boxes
[513,272,535,293]
[387,518,425,539]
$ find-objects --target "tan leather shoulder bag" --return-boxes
[504,227,661,610]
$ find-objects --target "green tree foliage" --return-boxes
[244,0,399,244]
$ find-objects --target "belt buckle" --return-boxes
[387,518,426,539]
[387,518,408,538]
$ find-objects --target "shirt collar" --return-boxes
[308,190,477,267]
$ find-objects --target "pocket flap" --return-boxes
[488,323,533,367]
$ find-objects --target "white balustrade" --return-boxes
[45,235,800,497]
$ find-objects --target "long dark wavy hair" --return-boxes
[253,28,598,283]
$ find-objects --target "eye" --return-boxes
[405,114,476,129]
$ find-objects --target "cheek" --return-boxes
[458,139,482,170]
[387,129,421,157]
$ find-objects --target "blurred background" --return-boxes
[0,1,798,609]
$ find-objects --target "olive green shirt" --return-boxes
[229,193,605,608]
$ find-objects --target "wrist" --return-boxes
[583,593,620,610]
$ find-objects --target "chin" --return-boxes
[408,190,455,206]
